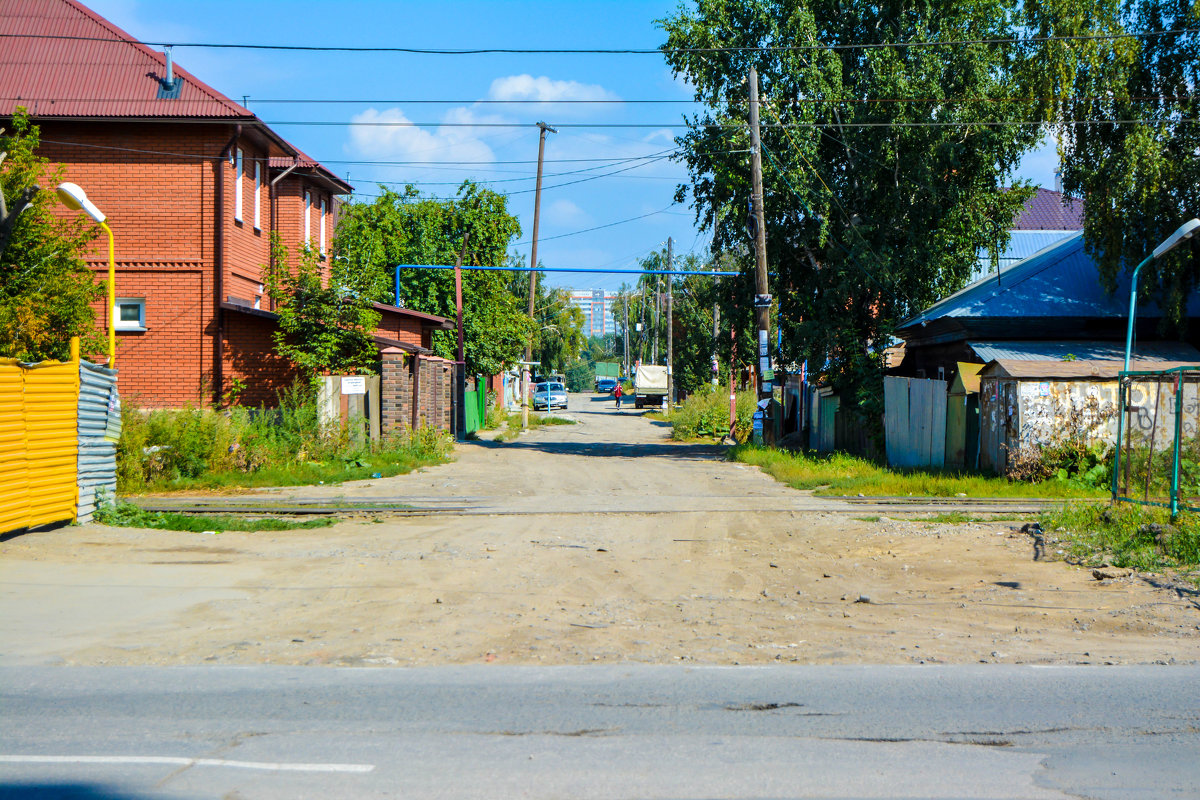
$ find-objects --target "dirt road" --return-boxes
[3,392,1198,667]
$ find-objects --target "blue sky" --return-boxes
[86,0,1060,293]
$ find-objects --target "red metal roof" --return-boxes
[0,0,253,119]
[1012,188,1083,231]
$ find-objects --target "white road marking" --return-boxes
[0,755,374,773]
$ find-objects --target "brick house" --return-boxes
[1,0,452,408]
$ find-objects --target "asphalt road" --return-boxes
[3,664,1198,799]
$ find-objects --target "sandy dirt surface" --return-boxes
[3,392,1198,667]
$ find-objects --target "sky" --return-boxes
[85,0,1060,294]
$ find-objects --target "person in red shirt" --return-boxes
[613,382,623,411]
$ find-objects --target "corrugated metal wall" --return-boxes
[77,360,120,524]
[0,354,80,533]
[0,358,28,533]
[883,376,948,468]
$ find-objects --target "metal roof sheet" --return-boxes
[981,358,1200,380]
[1011,188,1083,231]
[968,340,1200,364]
[0,0,253,119]
[900,233,1200,332]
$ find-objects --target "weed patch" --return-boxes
[663,388,758,441]
[1039,503,1200,573]
[118,383,452,493]
[731,445,1105,499]
[95,500,332,533]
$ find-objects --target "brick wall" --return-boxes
[380,349,454,434]
[222,309,301,406]
[37,121,345,407]
[374,307,426,348]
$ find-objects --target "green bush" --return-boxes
[117,381,452,492]
[667,387,757,441]
[1040,503,1200,572]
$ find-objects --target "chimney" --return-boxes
[157,46,182,99]
[1054,169,1062,194]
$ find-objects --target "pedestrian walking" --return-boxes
[613,382,623,411]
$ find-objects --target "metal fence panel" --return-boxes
[21,359,79,529]
[1113,368,1200,514]
[77,360,120,524]
[0,359,29,533]
[884,376,947,468]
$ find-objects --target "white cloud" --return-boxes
[488,75,620,103]
[347,107,497,163]
[544,199,591,227]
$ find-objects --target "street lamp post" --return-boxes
[1112,217,1200,503]
[56,182,116,367]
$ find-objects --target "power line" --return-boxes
[512,204,679,246]
[0,28,1190,54]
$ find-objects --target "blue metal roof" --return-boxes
[973,231,1080,279]
[968,340,1200,363]
[901,233,1200,331]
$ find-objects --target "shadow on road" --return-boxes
[462,437,727,461]
[0,784,165,800]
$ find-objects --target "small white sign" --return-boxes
[341,376,366,395]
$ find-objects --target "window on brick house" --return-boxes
[304,190,311,244]
[234,148,243,222]
[253,160,261,230]
[113,298,146,331]
[320,196,327,257]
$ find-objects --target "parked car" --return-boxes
[533,381,568,411]
[595,378,618,394]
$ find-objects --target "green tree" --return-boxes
[333,182,533,376]
[506,268,587,376]
[265,237,380,379]
[0,109,102,362]
[660,0,1042,416]
[1026,0,1199,332]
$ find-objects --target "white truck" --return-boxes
[634,364,668,409]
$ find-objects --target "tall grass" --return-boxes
[665,387,758,441]
[1040,503,1200,572]
[731,444,1106,498]
[117,382,452,493]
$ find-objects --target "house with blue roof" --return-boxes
[893,231,1200,385]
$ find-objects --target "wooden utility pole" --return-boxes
[453,230,471,438]
[748,67,773,439]
[665,236,674,410]
[622,291,630,378]
[523,121,556,431]
[652,273,660,363]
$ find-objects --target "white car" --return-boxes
[533,381,568,411]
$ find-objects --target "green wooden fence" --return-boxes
[463,377,486,435]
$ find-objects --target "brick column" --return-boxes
[379,347,412,436]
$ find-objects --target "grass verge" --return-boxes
[95,500,332,533]
[119,384,453,493]
[730,444,1106,499]
[493,411,576,442]
[1038,503,1200,574]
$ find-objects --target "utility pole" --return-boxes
[453,230,471,439]
[622,290,630,378]
[748,67,773,441]
[523,121,556,431]
[652,272,660,363]
[665,236,674,411]
[712,257,721,387]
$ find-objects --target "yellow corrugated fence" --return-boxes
[0,339,80,534]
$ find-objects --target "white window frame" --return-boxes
[234,148,243,222]
[113,298,146,331]
[319,196,327,257]
[304,190,311,244]
[253,159,261,230]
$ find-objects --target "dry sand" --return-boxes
[3,392,1197,667]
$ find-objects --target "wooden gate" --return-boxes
[884,376,947,468]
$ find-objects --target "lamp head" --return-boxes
[55,182,106,224]
[1152,218,1200,259]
